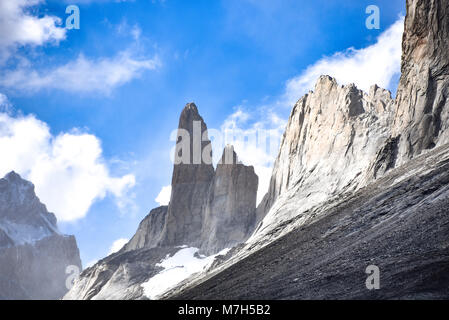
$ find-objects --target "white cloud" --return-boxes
[108,238,129,255]
[0,107,136,222]
[0,51,160,94]
[283,17,404,106]
[155,185,171,206]
[0,0,66,61]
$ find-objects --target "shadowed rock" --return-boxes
[200,145,258,255]
[0,172,81,300]
[392,0,449,163]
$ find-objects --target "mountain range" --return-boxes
[1,0,448,300]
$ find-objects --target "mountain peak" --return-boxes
[0,171,58,242]
[219,145,239,165]
[4,171,30,185]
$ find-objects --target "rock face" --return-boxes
[123,206,168,252]
[0,172,81,300]
[255,77,394,246]
[200,145,258,255]
[392,0,449,164]
[159,103,215,247]
[159,104,258,251]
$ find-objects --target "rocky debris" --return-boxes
[200,145,258,255]
[392,0,449,164]
[159,103,215,247]
[0,172,81,299]
[168,143,449,300]
[123,206,168,252]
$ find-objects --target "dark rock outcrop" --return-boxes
[0,172,81,300]
[392,0,449,164]
[162,0,449,300]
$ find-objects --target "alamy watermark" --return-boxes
[366,5,380,30]
[65,5,80,30]
[169,120,281,165]
[365,265,380,290]
[65,265,80,290]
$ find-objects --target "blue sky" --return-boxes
[0,0,405,266]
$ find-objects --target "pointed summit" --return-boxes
[160,103,215,247]
[0,172,81,299]
[218,144,239,165]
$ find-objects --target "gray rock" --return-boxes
[123,206,168,252]
[67,0,449,300]
[254,76,394,245]
[200,145,258,255]
[0,172,81,300]
[392,0,449,164]
[159,103,215,247]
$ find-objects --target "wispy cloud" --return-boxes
[0,1,160,95]
[0,99,136,222]
[0,51,160,95]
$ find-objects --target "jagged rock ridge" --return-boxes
[0,172,81,300]
[254,77,394,247]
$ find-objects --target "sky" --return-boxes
[0,0,405,267]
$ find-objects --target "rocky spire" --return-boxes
[159,103,215,247]
[200,145,258,255]
[392,0,449,164]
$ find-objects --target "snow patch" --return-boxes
[0,220,54,246]
[142,247,230,299]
